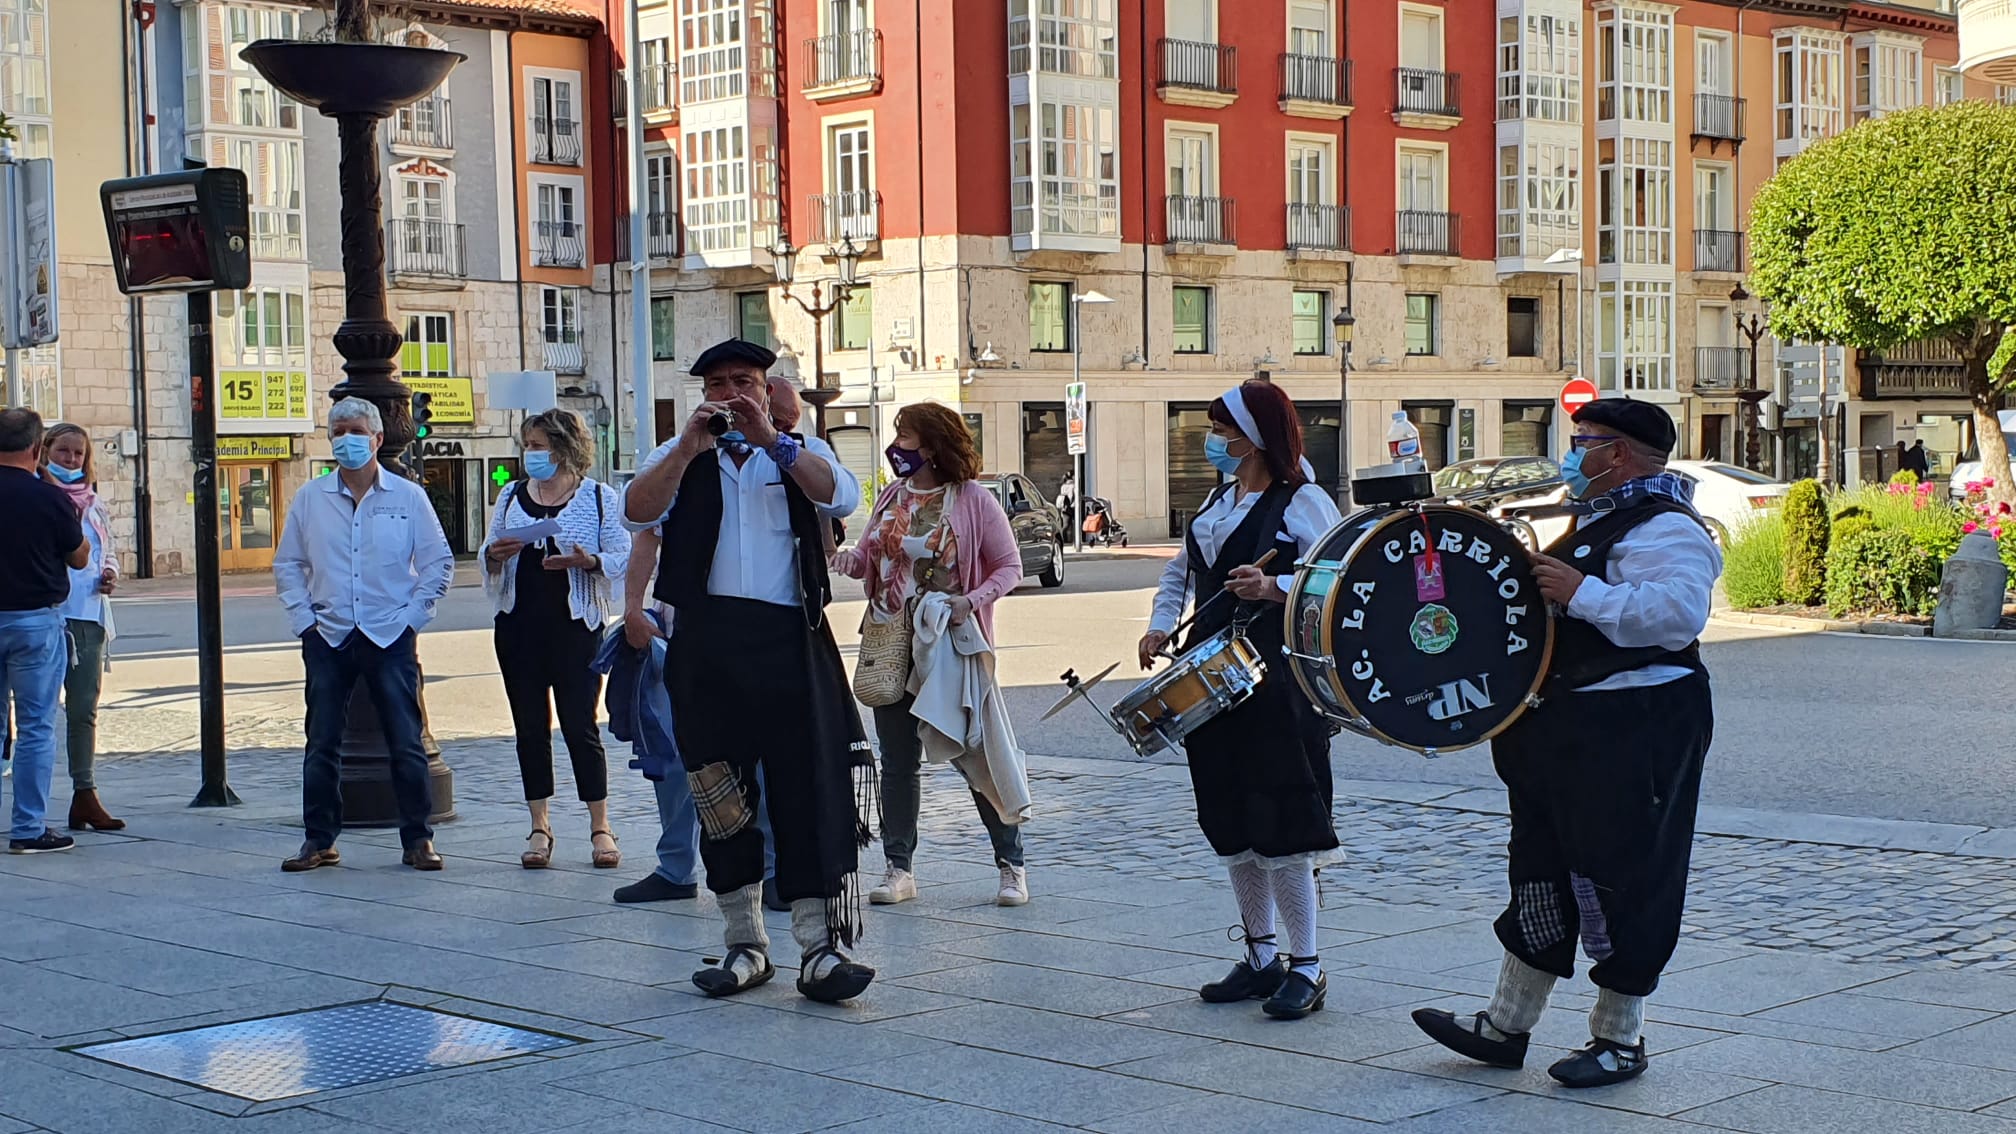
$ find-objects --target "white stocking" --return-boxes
[1226,859,1278,969]
[1269,866,1322,980]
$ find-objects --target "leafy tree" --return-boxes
[1749,102,2016,505]
[1781,479,1829,606]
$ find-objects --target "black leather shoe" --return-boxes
[693,946,774,998]
[1549,1038,1647,1088]
[1411,1009,1531,1069]
[763,877,790,912]
[401,842,444,871]
[1262,969,1327,1020]
[280,841,338,872]
[613,874,698,904]
[1199,955,1288,1003]
[797,946,875,1003]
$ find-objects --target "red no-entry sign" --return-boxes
[1559,377,1599,418]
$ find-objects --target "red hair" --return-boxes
[1207,380,1307,487]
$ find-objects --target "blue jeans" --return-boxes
[653,764,776,886]
[302,628,433,850]
[0,608,67,841]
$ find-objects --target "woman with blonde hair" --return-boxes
[831,402,1034,907]
[481,408,631,869]
[39,423,122,831]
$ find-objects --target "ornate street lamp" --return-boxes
[774,235,862,438]
[242,0,464,823]
[1332,307,1355,508]
[1729,284,1771,473]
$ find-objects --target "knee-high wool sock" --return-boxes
[1589,987,1645,1045]
[1269,866,1322,980]
[1226,859,1278,969]
[719,883,770,982]
[1483,950,1557,1038]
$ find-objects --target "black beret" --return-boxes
[1572,396,1677,455]
[691,339,777,377]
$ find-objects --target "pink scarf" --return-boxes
[56,481,110,557]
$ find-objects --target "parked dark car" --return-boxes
[977,472,1068,588]
[1432,456,1563,508]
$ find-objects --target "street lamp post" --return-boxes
[1069,289,1114,553]
[773,235,862,440]
[1729,285,1769,473]
[1331,307,1355,509]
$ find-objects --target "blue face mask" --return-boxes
[1560,441,1614,499]
[330,432,376,471]
[48,463,85,484]
[524,451,558,481]
[1204,434,1245,477]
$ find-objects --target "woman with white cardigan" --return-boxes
[481,409,631,870]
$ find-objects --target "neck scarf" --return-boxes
[1571,471,1698,517]
[56,480,111,555]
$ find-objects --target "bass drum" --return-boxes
[1283,503,1554,754]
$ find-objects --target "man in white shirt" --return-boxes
[1412,397,1719,1089]
[623,339,875,1004]
[274,397,455,873]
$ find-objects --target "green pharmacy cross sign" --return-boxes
[490,463,514,488]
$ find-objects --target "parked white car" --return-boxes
[1489,459,1789,549]
[1947,411,2016,502]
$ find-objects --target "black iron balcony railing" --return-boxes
[1397,209,1458,256]
[1286,202,1351,251]
[1279,53,1352,106]
[803,29,882,90]
[392,95,452,150]
[616,212,680,260]
[1693,346,1751,391]
[809,191,882,244]
[1159,38,1238,94]
[1165,194,1235,244]
[1395,67,1460,117]
[386,219,467,280]
[1693,93,1746,143]
[534,219,585,267]
[530,116,582,166]
[1694,228,1745,273]
[1861,339,1968,398]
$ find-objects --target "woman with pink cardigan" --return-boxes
[831,402,1032,907]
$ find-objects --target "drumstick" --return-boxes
[1159,549,1281,653]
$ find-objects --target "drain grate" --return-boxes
[72,1001,575,1101]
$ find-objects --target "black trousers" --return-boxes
[494,612,607,803]
[1490,672,1713,998]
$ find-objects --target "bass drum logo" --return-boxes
[1409,603,1459,655]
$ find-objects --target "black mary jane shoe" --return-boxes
[692,946,774,998]
[1261,965,1327,1020]
[796,945,875,1003]
[1410,1009,1531,1070]
[1200,955,1289,1003]
[1548,1037,1648,1088]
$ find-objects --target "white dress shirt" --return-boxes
[1565,510,1722,691]
[275,466,455,647]
[623,435,860,608]
[1151,482,1343,635]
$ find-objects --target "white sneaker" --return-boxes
[996,865,1029,907]
[869,866,916,905]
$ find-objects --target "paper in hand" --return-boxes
[501,518,562,543]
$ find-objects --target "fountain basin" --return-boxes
[240,40,465,118]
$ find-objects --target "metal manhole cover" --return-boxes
[72,1001,575,1101]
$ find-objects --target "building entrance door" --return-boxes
[423,460,470,554]
[218,462,283,572]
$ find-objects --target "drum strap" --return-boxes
[1543,496,1707,691]
[1185,481,1298,649]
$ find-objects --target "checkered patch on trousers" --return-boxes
[1516,880,1567,951]
[687,762,753,841]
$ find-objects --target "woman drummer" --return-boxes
[1138,379,1344,1020]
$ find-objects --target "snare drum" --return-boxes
[1283,503,1554,754]
[1107,627,1267,758]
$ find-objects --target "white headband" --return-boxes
[1221,385,1320,481]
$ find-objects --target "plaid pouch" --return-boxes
[687,761,753,841]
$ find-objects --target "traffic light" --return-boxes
[411,391,434,441]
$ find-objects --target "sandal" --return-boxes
[521,829,555,870]
[591,829,621,869]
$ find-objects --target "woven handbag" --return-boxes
[852,605,914,707]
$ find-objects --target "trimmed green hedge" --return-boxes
[1782,479,1830,606]
[1825,526,1945,617]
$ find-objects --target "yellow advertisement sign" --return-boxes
[405,376,476,424]
[216,435,293,461]
[220,370,310,422]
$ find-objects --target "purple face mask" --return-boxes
[885,444,926,479]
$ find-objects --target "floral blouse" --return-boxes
[864,482,961,623]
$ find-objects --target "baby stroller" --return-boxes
[1080,496,1129,548]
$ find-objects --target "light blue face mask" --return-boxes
[48,463,85,484]
[1204,434,1245,477]
[524,451,558,481]
[330,432,376,471]
[1560,440,1615,499]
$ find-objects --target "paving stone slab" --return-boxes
[1682,1083,2016,1134]
[1106,997,1430,1064]
[887,1002,1218,1068]
[1086,1093,1380,1133]
[1325,923,1510,974]
[1858,970,2016,1013]
[1659,1033,2016,1110]
[811,1101,1077,1132]
[552,1050,933,1133]
[309,1074,655,1134]
[1109,1041,1501,1123]
[1369,1040,1770,1118]
[1891,1013,2016,1072]
[1380,1091,1726,1133]
[620,1001,947,1075]
[34,944,301,999]
[449,970,720,1027]
[503,938,706,984]
[892,960,1191,1019]
[1756,991,1996,1041]
[832,1042,1213,1127]
[1650,953,1906,1015]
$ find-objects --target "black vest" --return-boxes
[1184,480,1301,648]
[655,444,832,615]
[1543,495,1707,690]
